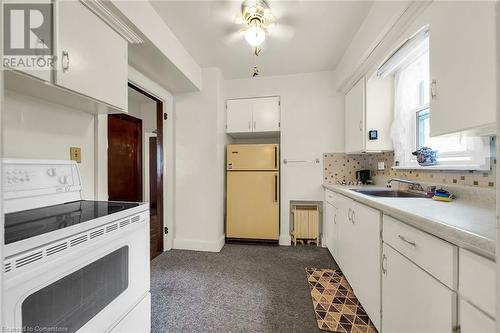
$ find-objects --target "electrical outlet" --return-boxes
[377,161,385,170]
[70,147,81,163]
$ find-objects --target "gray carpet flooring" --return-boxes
[150,243,338,333]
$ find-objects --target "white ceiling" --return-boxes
[150,1,374,79]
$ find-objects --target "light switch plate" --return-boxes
[377,161,385,170]
[70,147,81,163]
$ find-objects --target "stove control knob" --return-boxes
[59,175,69,184]
[47,168,56,177]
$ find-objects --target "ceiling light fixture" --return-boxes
[244,19,266,47]
[241,0,274,47]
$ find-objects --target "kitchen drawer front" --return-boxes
[324,189,339,206]
[459,249,496,318]
[460,298,495,333]
[383,215,457,289]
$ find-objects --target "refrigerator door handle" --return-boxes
[274,174,278,202]
[274,146,278,169]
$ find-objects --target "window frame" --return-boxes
[392,47,491,171]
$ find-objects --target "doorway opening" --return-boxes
[108,83,165,260]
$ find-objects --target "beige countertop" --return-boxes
[323,183,496,260]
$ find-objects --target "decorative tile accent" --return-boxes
[323,152,496,189]
[305,268,378,333]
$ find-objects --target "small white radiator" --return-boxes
[291,204,320,246]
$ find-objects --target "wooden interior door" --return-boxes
[108,114,142,202]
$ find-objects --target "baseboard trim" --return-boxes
[173,235,225,253]
[279,234,291,246]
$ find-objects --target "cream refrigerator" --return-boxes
[226,144,280,241]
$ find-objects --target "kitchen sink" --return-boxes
[350,189,429,198]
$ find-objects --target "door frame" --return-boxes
[107,113,143,202]
[96,67,173,251]
[128,82,164,254]
[143,132,157,204]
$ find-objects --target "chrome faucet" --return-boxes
[386,178,425,192]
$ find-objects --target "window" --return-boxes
[390,34,491,170]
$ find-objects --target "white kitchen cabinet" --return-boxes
[382,243,456,333]
[459,249,496,318]
[345,77,365,153]
[323,191,339,259]
[323,190,381,330]
[460,299,495,333]
[56,1,128,111]
[252,97,280,132]
[327,192,350,271]
[365,75,393,152]
[226,97,280,135]
[345,75,393,153]
[344,200,381,331]
[323,201,333,248]
[3,0,53,82]
[226,99,253,133]
[384,215,457,289]
[429,1,496,136]
[458,249,496,331]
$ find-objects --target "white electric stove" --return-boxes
[2,159,151,333]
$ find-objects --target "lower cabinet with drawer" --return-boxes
[382,215,458,333]
[323,190,497,333]
[458,249,496,332]
[382,243,457,333]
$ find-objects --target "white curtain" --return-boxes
[390,50,429,167]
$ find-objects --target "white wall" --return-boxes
[3,90,95,199]
[173,67,227,251]
[225,71,343,245]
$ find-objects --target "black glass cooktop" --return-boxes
[5,200,140,245]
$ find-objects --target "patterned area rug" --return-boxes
[305,268,378,333]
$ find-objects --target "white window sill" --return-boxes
[392,165,490,171]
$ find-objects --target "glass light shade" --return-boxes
[245,24,266,47]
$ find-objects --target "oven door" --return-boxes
[3,212,150,333]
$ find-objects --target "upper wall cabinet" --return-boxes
[345,78,365,153]
[56,1,128,111]
[429,1,496,136]
[345,76,393,154]
[4,0,128,113]
[226,97,280,137]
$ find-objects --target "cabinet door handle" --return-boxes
[359,121,363,131]
[62,50,70,72]
[348,208,355,223]
[398,234,417,247]
[248,120,251,130]
[351,210,355,224]
[382,254,387,275]
[333,213,337,224]
[430,79,437,99]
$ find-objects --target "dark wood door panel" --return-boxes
[108,114,142,202]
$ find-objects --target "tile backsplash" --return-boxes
[323,152,496,189]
